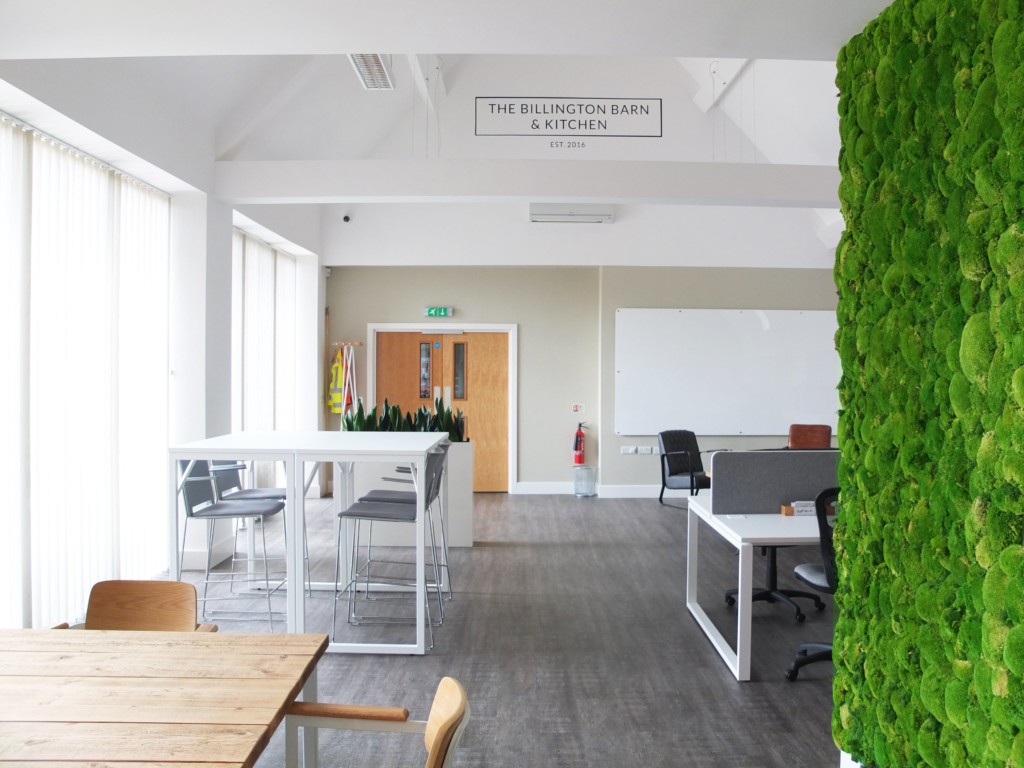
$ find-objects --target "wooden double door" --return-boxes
[375,331,508,492]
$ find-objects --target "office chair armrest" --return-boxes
[289,701,410,722]
[662,449,696,468]
[196,623,219,632]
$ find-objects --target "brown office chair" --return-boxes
[788,424,832,449]
[72,579,217,632]
[286,676,470,768]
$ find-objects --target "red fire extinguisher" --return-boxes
[573,422,587,465]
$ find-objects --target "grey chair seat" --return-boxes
[358,489,416,505]
[662,471,709,491]
[191,498,284,519]
[221,487,286,502]
[341,500,416,523]
[794,562,828,591]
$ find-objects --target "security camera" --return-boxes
[343,215,351,223]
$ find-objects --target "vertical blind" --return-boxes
[0,115,170,628]
[231,229,297,486]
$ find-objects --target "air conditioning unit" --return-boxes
[529,203,614,224]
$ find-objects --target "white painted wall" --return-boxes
[319,202,836,269]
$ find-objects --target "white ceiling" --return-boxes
[0,0,895,264]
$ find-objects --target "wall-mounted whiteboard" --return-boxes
[614,308,840,436]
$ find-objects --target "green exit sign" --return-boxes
[424,306,454,318]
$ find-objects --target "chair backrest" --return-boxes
[423,676,469,768]
[658,430,703,475]
[788,424,832,449]
[211,460,246,496]
[814,487,840,593]
[84,580,199,631]
[423,444,450,507]
[179,459,216,514]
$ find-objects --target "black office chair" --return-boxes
[658,430,711,504]
[723,428,835,621]
[785,486,839,681]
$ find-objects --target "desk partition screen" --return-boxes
[709,449,839,514]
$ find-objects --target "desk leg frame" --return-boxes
[685,507,753,681]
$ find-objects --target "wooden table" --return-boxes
[0,628,328,766]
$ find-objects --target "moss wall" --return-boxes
[834,0,1024,765]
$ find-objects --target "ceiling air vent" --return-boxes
[349,54,395,90]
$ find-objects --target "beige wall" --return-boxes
[327,266,600,488]
[327,265,836,491]
[598,266,839,489]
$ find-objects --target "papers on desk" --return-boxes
[780,501,816,516]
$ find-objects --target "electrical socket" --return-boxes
[638,446,653,455]
[620,445,638,455]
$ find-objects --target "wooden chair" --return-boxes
[69,580,217,632]
[286,676,469,768]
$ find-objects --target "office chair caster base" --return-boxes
[784,644,832,681]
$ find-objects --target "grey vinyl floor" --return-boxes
[187,493,839,768]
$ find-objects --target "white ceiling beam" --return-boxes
[685,58,752,113]
[215,56,330,161]
[213,159,840,208]
[408,55,445,112]
[407,54,445,159]
[0,1,895,62]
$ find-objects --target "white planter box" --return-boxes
[350,440,474,548]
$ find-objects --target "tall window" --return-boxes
[0,115,170,628]
[231,230,297,483]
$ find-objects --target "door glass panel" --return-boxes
[453,342,466,399]
[419,342,431,398]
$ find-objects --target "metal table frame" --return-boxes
[170,430,446,655]
[685,494,820,681]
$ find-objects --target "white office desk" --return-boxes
[169,430,446,655]
[686,494,820,681]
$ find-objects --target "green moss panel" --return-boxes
[835,0,1024,765]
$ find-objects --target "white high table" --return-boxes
[169,430,447,655]
[686,494,821,681]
